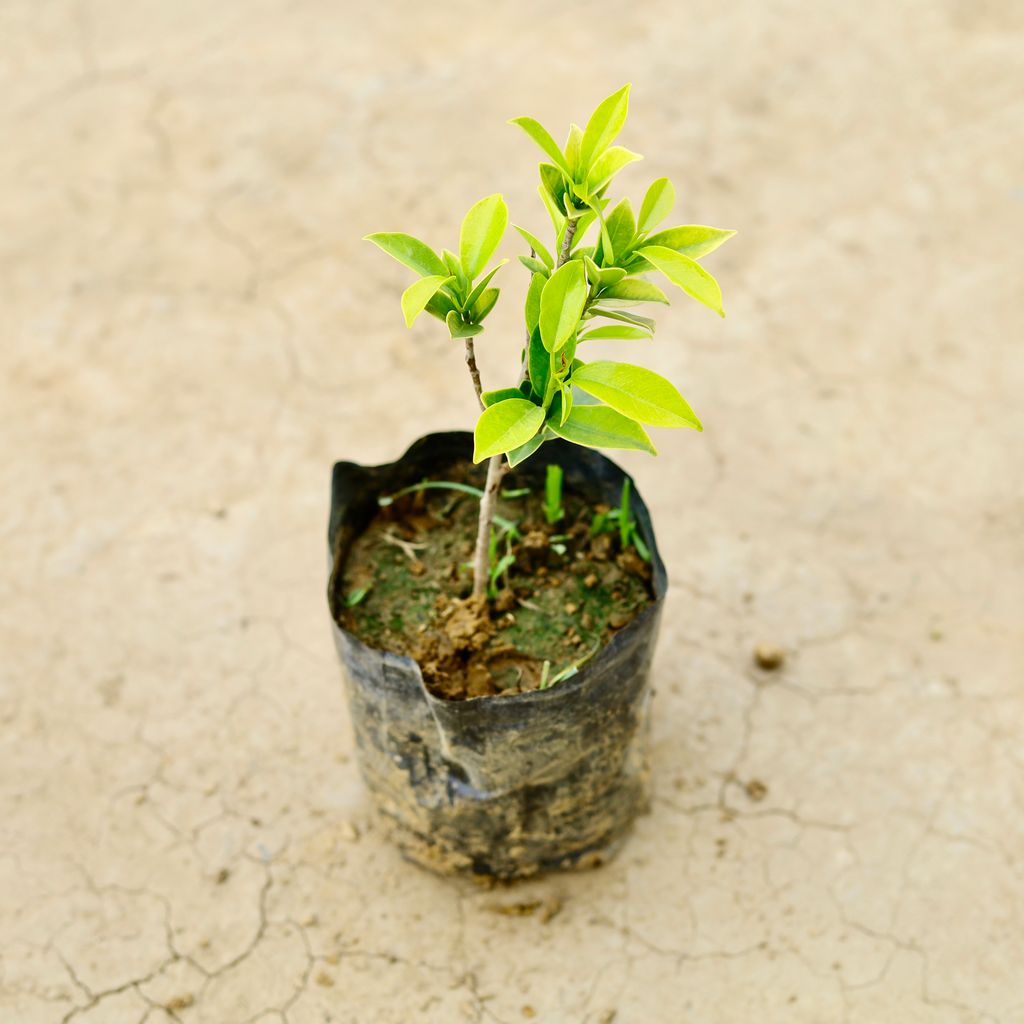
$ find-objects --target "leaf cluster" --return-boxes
[364,84,736,471]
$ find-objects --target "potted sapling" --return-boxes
[328,84,734,878]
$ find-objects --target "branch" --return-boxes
[464,338,485,411]
[558,218,577,267]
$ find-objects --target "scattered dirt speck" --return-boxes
[745,778,769,802]
[753,643,786,670]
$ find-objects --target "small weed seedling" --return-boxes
[344,585,372,608]
[487,527,517,599]
[543,464,565,526]
[590,479,651,561]
[366,84,732,599]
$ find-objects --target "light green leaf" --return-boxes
[572,360,702,429]
[482,387,527,407]
[538,164,568,215]
[513,225,554,269]
[518,254,550,276]
[508,117,571,174]
[527,329,550,400]
[584,255,628,291]
[578,324,652,342]
[600,278,669,305]
[471,287,500,322]
[401,275,453,327]
[642,225,736,259]
[548,404,656,455]
[364,232,447,277]
[587,307,657,332]
[539,260,588,353]
[587,146,643,193]
[564,123,584,177]
[507,431,546,468]
[637,178,676,234]
[538,182,565,233]
[604,198,637,264]
[464,259,509,310]
[446,309,484,339]
[473,398,545,463]
[525,273,545,335]
[579,84,631,172]
[559,383,573,426]
[425,289,457,323]
[459,194,509,280]
[637,245,725,317]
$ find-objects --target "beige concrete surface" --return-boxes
[2,1,1023,1021]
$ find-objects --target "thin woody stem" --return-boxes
[558,217,578,267]
[464,338,484,411]
[471,453,508,599]
[470,218,576,602]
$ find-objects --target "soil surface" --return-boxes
[337,459,653,699]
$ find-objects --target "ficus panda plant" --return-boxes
[365,84,733,601]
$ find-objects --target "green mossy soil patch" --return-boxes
[337,459,654,700]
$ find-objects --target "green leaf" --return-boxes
[507,431,546,468]
[578,324,652,342]
[600,278,669,305]
[604,198,637,264]
[513,225,554,269]
[587,307,657,332]
[564,123,584,177]
[482,387,527,407]
[471,287,500,322]
[401,275,454,327]
[588,199,615,266]
[518,254,550,276]
[637,178,676,235]
[459,194,509,280]
[538,164,568,215]
[579,84,631,172]
[364,232,447,277]
[584,255,628,292]
[527,328,550,400]
[637,245,725,317]
[538,182,565,233]
[587,146,642,193]
[525,273,544,335]
[425,289,458,322]
[559,383,573,426]
[548,404,656,455]
[539,260,588,353]
[446,309,484,339]
[464,259,509,310]
[572,360,702,429]
[642,225,736,260]
[473,398,545,462]
[508,117,571,174]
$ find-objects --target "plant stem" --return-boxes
[559,218,577,267]
[464,338,484,410]
[472,453,508,599]
[469,219,576,602]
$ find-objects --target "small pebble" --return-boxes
[583,573,599,589]
[608,611,630,629]
[753,643,786,670]
[745,778,768,802]
[564,601,578,615]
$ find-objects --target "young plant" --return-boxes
[591,479,651,561]
[543,464,565,526]
[365,84,733,600]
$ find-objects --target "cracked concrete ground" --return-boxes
[2,1,1022,1021]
